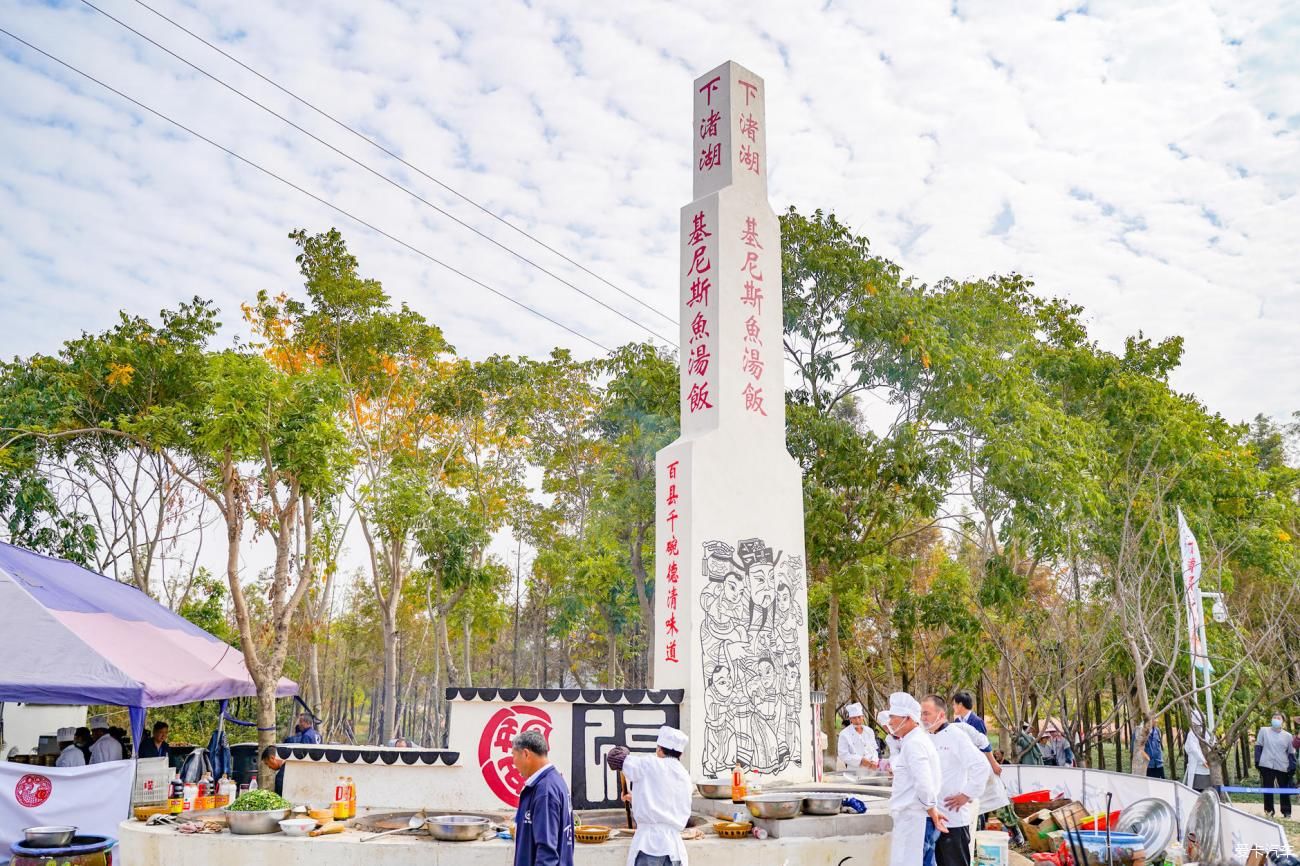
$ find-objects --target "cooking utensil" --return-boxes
[279,818,316,837]
[798,793,843,815]
[22,826,76,848]
[426,815,490,841]
[225,808,293,835]
[1114,797,1175,859]
[742,793,802,820]
[1104,792,1113,866]
[361,812,426,842]
[310,821,346,837]
[619,771,635,829]
[695,779,733,799]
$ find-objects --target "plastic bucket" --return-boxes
[974,829,1009,866]
[1011,789,1051,804]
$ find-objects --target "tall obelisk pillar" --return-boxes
[654,61,811,783]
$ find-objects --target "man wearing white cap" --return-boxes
[920,694,989,866]
[886,692,946,866]
[877,710,902,768]
[88,715,123,764]
[606,726,693,866]
[837,703,879,771]
[54,727,85,768]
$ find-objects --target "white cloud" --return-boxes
[0,0,1296,423]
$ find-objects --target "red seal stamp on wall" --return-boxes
[14,774,52,808]
[477,705,552,807]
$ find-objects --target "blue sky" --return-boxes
[1,0,1298,424]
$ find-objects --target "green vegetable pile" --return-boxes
[227,790,292,812]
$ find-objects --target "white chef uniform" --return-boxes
[952,723,1008,813]
[888,693,942,866]
[929,722,990,829]
[622,726,693,866]
[55,727,85,768]
[838,703,879,770]
[88,715,123,764]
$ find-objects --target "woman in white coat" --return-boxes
[607,726,694,866]
[1184,711,1211,792]
[838,702,879,771]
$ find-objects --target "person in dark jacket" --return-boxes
[138,722,170,759]
[952,690,988,735]
[261,745,286,795]
[511,729,574,866]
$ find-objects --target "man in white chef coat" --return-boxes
[606,726,694,866]
[879,710,903,766]
[54,727,85,768]
[837,702,879,771]
[87,715,123,764]
[886,692,947,866]
[921,695,990,866]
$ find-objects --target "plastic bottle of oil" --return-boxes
[333,775,349,820]
[346,776,357,818]
[730,762,747,803]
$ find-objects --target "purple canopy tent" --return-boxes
[0,541,297,750]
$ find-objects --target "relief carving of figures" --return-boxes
[698,538,804,777]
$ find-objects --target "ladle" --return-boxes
[361,812,426,842]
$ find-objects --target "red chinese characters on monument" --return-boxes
[737,79,761,175]
[662,460,681,663]
[478,705,553,807]
[685,210,714,415]
[697,76,722,172]
[738,218,768,416]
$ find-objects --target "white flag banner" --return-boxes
[1178,508,1213,673]
[0,759,134,855]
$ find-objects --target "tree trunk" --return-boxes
[463,615,474,688]
[826,588,842,758]
[606,618,619,686]
[381,613,398,744]
[629,522,654,687]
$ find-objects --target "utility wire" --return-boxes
[0,26,613,353]
[126,0,680,328]
[75,0,675,347]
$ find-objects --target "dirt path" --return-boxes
[1225,798,1300,851]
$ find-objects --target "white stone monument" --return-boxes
[654,61,812,783]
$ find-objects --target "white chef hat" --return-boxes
[844,703,865,719]
[887,692,921,723]
[88,714,109,730]
[57,727,76,741]
[656,726,688,752]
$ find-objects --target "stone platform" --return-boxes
[118,817,892,866]
[693,794,892,839]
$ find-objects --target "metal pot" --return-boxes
[695,780,733,800]
[799,793,844,815]
[427,815,490,841]
[22,826,76,848]
[224,808,292,835]
[742,794,802,820]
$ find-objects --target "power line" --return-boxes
[0,26,614,353]
[75,0,676,347]
[126,0,679,328]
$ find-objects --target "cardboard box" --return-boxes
[1050,801,1089,832]
[1020,809,1058,853]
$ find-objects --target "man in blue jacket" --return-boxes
[512,729,574,866]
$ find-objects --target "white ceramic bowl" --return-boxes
[279,818,317,837]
